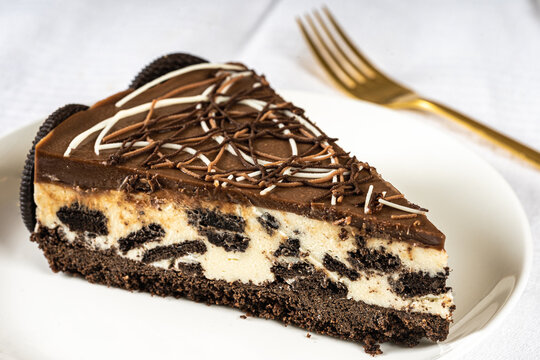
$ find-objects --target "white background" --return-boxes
[0,1,539,358]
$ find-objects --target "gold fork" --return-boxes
[297,7,540,169]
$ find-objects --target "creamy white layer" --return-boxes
[35,182,453,319]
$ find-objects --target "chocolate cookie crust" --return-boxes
[32,225,448,355]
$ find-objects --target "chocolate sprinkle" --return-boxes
[118,174,162,193]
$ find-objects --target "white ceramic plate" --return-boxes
[0,91,532,360]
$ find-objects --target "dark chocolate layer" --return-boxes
[32,226,449,355]
[34,55,445,249]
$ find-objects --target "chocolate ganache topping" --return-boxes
[35,60,444,248]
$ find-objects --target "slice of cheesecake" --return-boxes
[22,53,454,355]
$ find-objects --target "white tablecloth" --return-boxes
[1,0,538,358]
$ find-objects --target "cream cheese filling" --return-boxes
[35,182,453,319]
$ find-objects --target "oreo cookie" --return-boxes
[20,104,88,232]
[129,53,208,89]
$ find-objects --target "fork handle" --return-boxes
[412,98,540,169]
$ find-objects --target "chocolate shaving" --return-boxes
[391,214,418,219]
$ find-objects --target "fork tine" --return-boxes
[296,16,354,91]
[303,13,358,86]
[312,9,368,81]
[322,6,385,79]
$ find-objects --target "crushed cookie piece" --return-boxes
[338,227,349,240]
[323,254,359,280]
[56,202,108,235]
[274,238,300,257]
[257,212,280,235]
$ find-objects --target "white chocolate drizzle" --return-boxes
[364,184,374,214]
[378,199,426,215]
